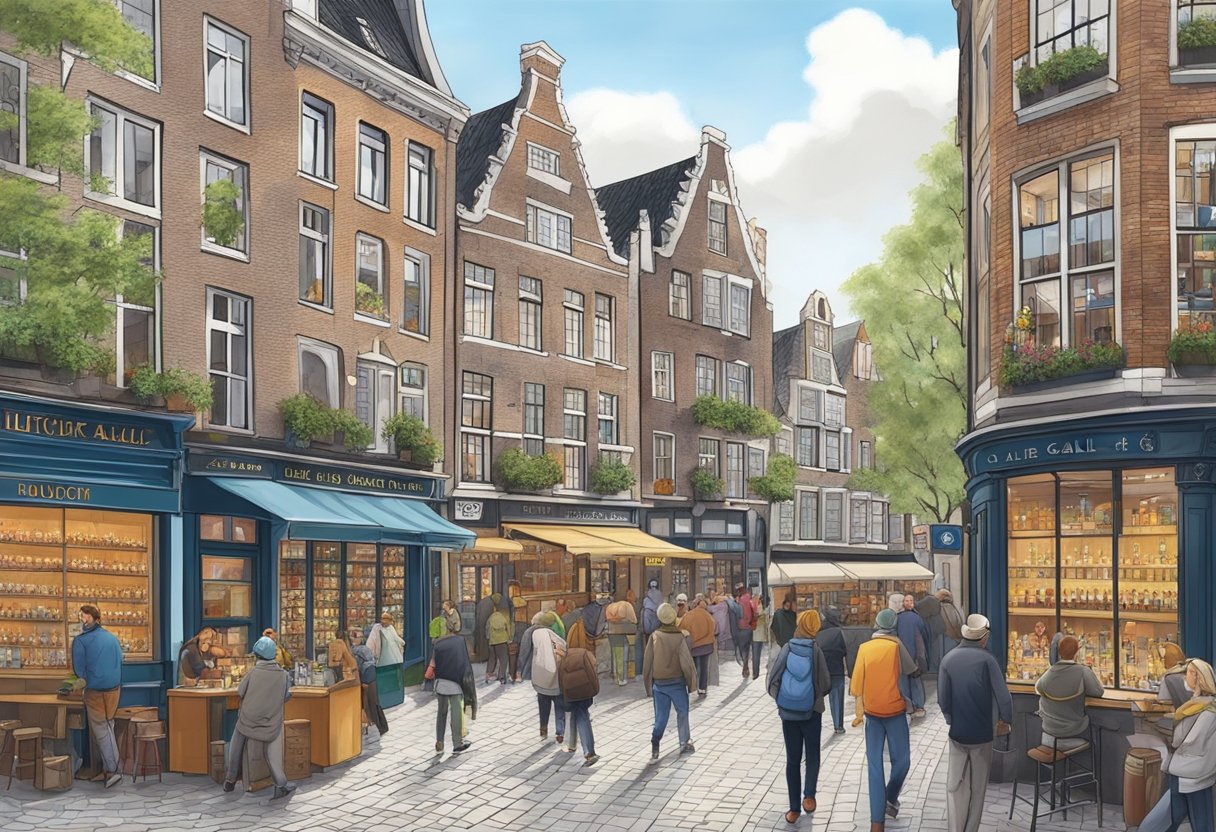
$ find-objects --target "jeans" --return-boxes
[82,688,120,775]
[537,692,566,737]
[436,693,463,746]
[782,713,823,812]
[737,631,754,671]
[694,654,710,691]
[1138,774,1214,832]
[652,680,691,746]
[225,728,288,788]
[566,699,595,755]
[899,673,925,710]
[864,713,911,824]
[828,676,846,730]
[751,638,765,678]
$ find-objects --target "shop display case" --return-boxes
[312,543,341,654]
[279,541,307,662]
[344,544,378,640]
[379,546,405,628]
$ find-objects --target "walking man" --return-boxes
[896,593,930,717]
[644,603,697,760]
[852,608,917,832]
[73,604,124,788]
[432,617,476,754]
[528,613,567,744]
[485,594,511,684]
[558,645,600,766]
[606,596,638,686]
[937,614,1012,832]
[772,597,797,647]
[734,585,758,679]
[679,596,717,697]
[817,605,849,734]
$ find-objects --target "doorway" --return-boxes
[459,564,498,634]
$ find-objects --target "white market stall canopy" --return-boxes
[768,560,934,584]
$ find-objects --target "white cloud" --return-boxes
[566,8,959,327]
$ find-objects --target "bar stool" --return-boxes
[0,719,21,778]
[6,727,42,790]
[130,720,165,784]
[1009,722,1103,832]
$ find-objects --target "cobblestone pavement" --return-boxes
[0,656,1132,832]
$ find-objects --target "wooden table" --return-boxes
[0,693,83,740]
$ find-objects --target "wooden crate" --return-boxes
[36,755,71,792]
[283,719,311,781]
[209,740,226,785]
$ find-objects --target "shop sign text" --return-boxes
[280,463,432,497]
[2,409,154,448]
[454,500,483,521]
[973,430,1160,474]
[644,557,666,566]
[501,501,636,525]
[16,481,91,502]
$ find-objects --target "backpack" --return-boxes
[605,601,627,624]
[941,602,964,641]
[776,643,815,713]
[739,597,755,628]
[487,611,510,645]
[558,646,600,702]
[352,645,377,684]
[428,615,446,640]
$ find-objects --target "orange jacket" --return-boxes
[850,634,915,719]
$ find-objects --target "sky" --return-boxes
[426,1,960,328]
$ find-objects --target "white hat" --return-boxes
[676,593,688,604]
[961,613,990,641]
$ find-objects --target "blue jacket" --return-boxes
[896,608,930,670]
[72,624,123,692]
[938,640,1013,744]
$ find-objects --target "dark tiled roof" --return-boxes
[832,321,862,382]
[455,97,520,210]
[771,322,804,418]
[319,0,425,80]
[596,157,698,257]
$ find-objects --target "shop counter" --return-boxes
[167,687,240,774]
[284,679,361,768]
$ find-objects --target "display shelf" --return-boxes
[0,615,62,622]
[0,593,62,600]
[0,566,63,572]
[1009,530,1057,539]
[63,543,148,551]
[67,597,148,605]
[1059,526,1114,536]
[1122,525,1180,536]
[0,540,63,548]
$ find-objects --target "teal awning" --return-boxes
[211,478,474,549]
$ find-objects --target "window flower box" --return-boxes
[689,468,724,501]
[999,340,1124,393]
[498,448,562,493]
[1016,46,1108,108]
[1167,321,1216,376]
[1179,18,1216,67]
[653,478,675,496]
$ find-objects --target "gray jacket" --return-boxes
[1035,660,1103,739]
[236,659,292,742]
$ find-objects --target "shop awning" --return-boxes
[467,536,523,554]
[502,523,712,560]
[767,562,849,584]
[837,561,935,581]
[211,478,475,549]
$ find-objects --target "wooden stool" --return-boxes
[0,720,21,779]
[131,720,165,783]
[7,727,42,790]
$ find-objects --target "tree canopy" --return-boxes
[842,126,966,523]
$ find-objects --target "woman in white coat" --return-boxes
[1139,658,1216,832]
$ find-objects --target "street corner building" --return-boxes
[955,0,1216,803]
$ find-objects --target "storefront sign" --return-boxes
[0,476,180,513]
[188,454,271,477]
[454,500,483,521]
[931,525,963,551]
[694,539,747,553]
[644,557,665,566]
[1,408,164,448]
[500,501,636,525]
[189,453,440,499]
[971,430,1161,474]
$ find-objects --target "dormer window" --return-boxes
[708,200,728,255]
[527,143,560,176]
[812,321,830,350]
[356,16,386,58]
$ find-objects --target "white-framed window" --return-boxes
[825,394,845,428]
[563,388,586,490]
[728,280,751,336]
[889,513,906,544]
[775,429,791,456]
[695,355,719,398]
[563,289,584,358]
[526,202,572,253]
[651,351,673,401]
[523,382,544,456]
[854,339,874,380]
[859,440,873,470]
[0,249,26,306]
[823,491,844,542]
[870,501,888,544]
[702,274,722,327]
[1032,0,1110,64]
[461,371,492,482]
[597,392,618,445]
[708,198,728,254]
[670,270,690,319]
[527,143,560,175]
[796,427,817,467]
[797,386,821,424]
[206,287,251,430]
[725,361,751,405]
[812,321,831,350]
[975,28,991,130]
[777,501,795,541]
[1017,149,1116,347]
[357,123,388,206]
[825,430,842,471]
[811,352,833,384]
[0,51,26,168]
[406,141,433,226]
[725,442,745,499]
[355,234,387,321]
[299,203,330,307]
[204,17,248,128]
[1174,131,1216,333]
[698,438,719,477]
[403,248,429,335]
[297,337,339,408]
[463,261,494,338]
[112,220,157,385]
[518,276,542,350]
[299,92,332,180]
[400,363,427,423]
[747,447,765,492]
[593,292,614,361]
[355,360,394,453]
[86,99,160,214]
[119,0,159,83]
[797,490,818,540]
[200,150,248,256]
[850,496,869,543]
[653,432,674,491]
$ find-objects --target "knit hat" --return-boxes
[796,609,821,638]
[875,608,897,630]
[657,603,677,625]
[675,593,688,604]
[253,636,277,661]
[1164,641,1185,669]
[961,613,990,641]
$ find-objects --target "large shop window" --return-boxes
[510,541,575,595]
[1006,467,1179,691]
[0,507,153,671]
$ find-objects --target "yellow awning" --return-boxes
[502,523,712,560]
[466,536,523,554]
[838,561,935,581]
[767,562,849,584]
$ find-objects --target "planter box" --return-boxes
[164,392,194,413]
[1010,367,1120,394]
[1019,60,1109,107]
[1180,45,1216,67]
[284,429,312,450]
[1173,362,1216,378]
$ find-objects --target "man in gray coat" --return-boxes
[223,636,296,799]
[1035,635,1103,751]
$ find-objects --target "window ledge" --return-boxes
[201,241,250,263]
[463,334,548,355]
[1015,76,1119,125]
[298,171,338,190]
[559,354,595,367]
[403,216,438,236]
[1170,66,1216,84]
[593,358,627,371]
[355,195,391,214]
[299,300,334,315]
[0,160,57,185]
[84,190,161,220]
[645,493,685,502]
[526,167,573,195]
[116,69,160,93]
[399,328,430,341]
[599,444,635,454]
[203,109,251,135]
[354,313,391,328]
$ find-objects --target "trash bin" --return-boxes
[377,664,405,708]
[1124,748,1163,827]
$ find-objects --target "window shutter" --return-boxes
[355,364,372,427]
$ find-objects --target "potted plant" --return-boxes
[355,282,387,319]
[688,396,781,438]
[128,365,212,413]
[653,477,676,496]
[498,448,563,493]
[330,408,375,452]
[749,453,796,502]
[1179,17,1216,67]
[690,468,725,501]
[999,339,1124,392]
[1015,45,1107,107]
[381,412,441,466]
[589,457,636,496]
[202,178,244,249]
[278,394,333,449]
[1167,319,1216,377]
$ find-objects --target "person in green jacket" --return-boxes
[772,597,798,647]
[486,594,511,685]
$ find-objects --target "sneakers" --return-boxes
[834,727,846,735]
[697,690,707,698]
[222,780,235,793]
[540,727,547,740]
[271,783,297,800]
[681,742,695,754]
[453,742,472,754]
[583,754,599,766]
[651,741,660,761]
[912,708,926,719]
[104,773,122,789]
[555,734,564,744]
[885,800,900,819]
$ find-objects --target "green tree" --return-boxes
[0,0,156,373]
[842,126,966,523]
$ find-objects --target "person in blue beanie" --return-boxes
[223,636,296,799]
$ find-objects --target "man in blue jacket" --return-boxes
[937,614,1012,832]
[72,604,124,788]
[895,594,931,718]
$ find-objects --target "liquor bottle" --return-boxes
[1150,506,1160,526]
[1159,539,1167,562]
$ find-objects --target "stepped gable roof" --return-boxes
[319,0,425,80]
[772,322,804,418]
[455,97,520,210]
[596,157,698,258]
[832,320,862,381]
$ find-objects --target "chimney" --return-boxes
[520,41,564,82]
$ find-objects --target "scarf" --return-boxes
[658,623,682,635]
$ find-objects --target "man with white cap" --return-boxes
[674,593,689,625]
[937,614,1012,832]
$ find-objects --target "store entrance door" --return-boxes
[459,565,498,634]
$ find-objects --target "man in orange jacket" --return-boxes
[851,608,917,832]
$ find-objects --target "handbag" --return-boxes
[424,660,436,681]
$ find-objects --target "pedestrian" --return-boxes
[674,593,689,624]
[754,594,772,664]
[326,628,358,682]
[558,644,600,766]
[768,609,831,824]
[222,636,296,799]
[529,613,568,744]
[642,580,663,648]
[430,615,476,754]
[817,605,849,734]
[262,628,294,670]
[644,602,697,760]
[914,591,943,671]
[366,611,405,706]
[509,592,528,681]
[486,593,511,684]
[442,599,461,635]
[937,590,964,661]
[772,596,797,647]
[606,595,638,686]
[851,607,917,831]
[734,585,758,679]
[473,590,495,662]
[679,595,717,697]
[1034,635,1102,752]
[177,625,229,686]
[626,588,642,679]
[584,590,611,674]
[895,594,930,718]
[72,604,124,789]
[351,639,388,736]
[937,614,1012,832]
[1137,658,1216,832]
[709,592,732,656]
[516,612,544,682]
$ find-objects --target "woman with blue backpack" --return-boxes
[767,609,831,825]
